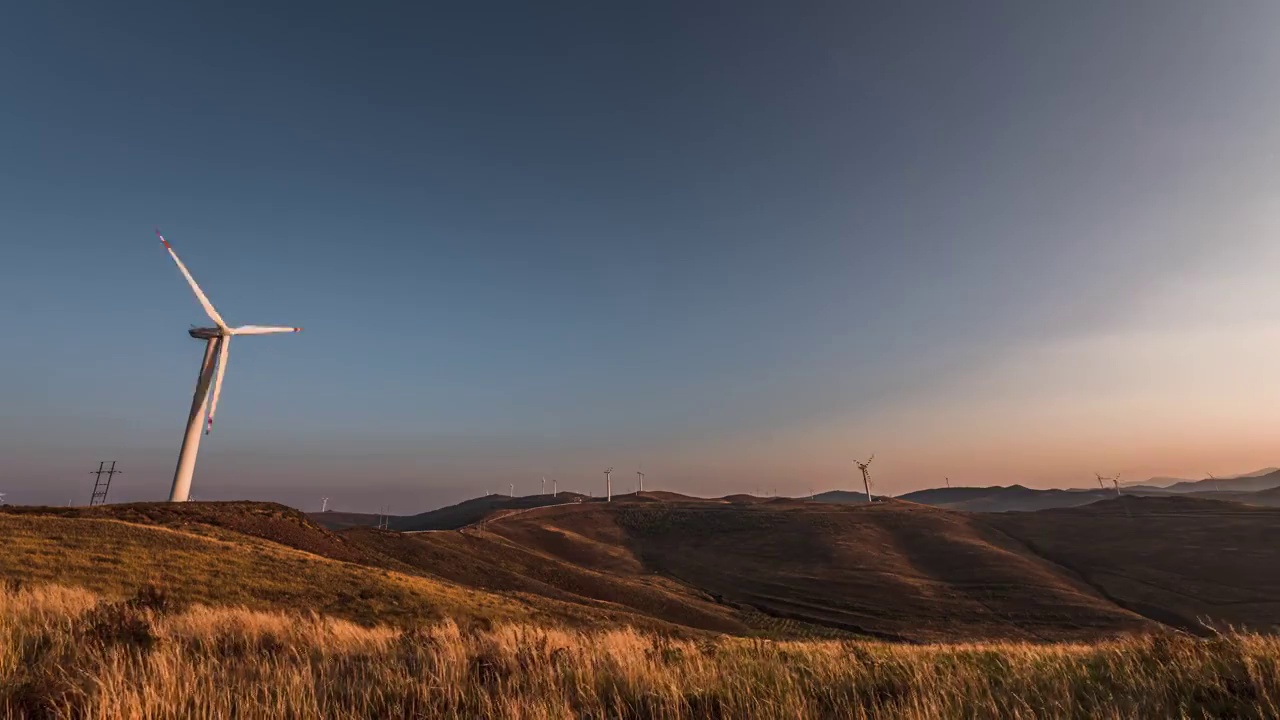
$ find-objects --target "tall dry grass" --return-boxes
[1,581,1278,719]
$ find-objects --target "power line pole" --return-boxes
[89,461,121,507]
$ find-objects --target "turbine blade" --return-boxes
[231,325,303,335]
[205,336,231,435]
[157,230,228,329]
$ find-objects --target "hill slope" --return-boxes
[986,496,1280,634]
[392,493,588,531]
[469,498,1152,642]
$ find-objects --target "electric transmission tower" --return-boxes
[89,461,122,507]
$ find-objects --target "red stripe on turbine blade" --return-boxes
[154,228,172,249]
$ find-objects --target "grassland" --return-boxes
[3,582,1279,719]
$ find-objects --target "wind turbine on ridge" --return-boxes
[855,455,875,503]
[604,467,613,502]
[158,230,301,503]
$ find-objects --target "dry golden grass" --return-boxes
[2,582,1279,719]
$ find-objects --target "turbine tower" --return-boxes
[604,467,613,502]
[1095,472,1122,498]
[636,470,645,493]
[320,497,329,513]
[855,455,875,503]
[158,230,301,503]
[542,476,547,495]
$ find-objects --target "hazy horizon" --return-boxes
[5,2,1280,512]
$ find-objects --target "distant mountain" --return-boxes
[1140,468,1280,492]
[1161,470,1280,494]
[808,490,877,505]
[895,485,1118,513]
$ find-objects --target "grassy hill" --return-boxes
[4,495,1280,644]
[460,497,1151,642]
[391,492,588,531]
[986,496,1280,634]
[7,582,1279,719]
[0,502,682,632]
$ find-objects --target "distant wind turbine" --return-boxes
[320,497,330,513]
[1095,472,1123,499]
[855,455,875,503]
[604,468,613,502]
[157,230,301,503]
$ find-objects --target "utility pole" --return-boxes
[89,461,122,507]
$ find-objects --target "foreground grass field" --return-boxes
[3,583,1278,719]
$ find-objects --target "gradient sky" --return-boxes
[3,2,1280,512]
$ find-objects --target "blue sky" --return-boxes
[4,2,1280,511]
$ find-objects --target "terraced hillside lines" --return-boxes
[985,497,1280,635]
[0,511,535,628]
[479,500,1153,642]
[348,521,750,634]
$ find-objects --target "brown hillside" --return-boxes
[476,499,1153,642]
[393,493,588,531]
[0,509,534,627]
[345,527,750,634]
[985,496,1280,634]
[0,502,382,566]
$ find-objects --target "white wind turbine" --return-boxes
[158,230,301,503]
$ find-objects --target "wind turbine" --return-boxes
[509,483,514,498]
[542,476,547,495]
[320,497,330,513]
[0,493,6,505]
[604,467,613,502]
[855,455,875,503]
[158,230,302,503]
[1095,472,1122,498]
[636,469,645,493]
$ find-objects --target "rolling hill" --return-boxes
[391,492,588,531]
[487,497,1152,642]
[1160,469,1280,494]
[894,485,1116,512]
[986,496,1280,634]
[4,494,1280,643]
